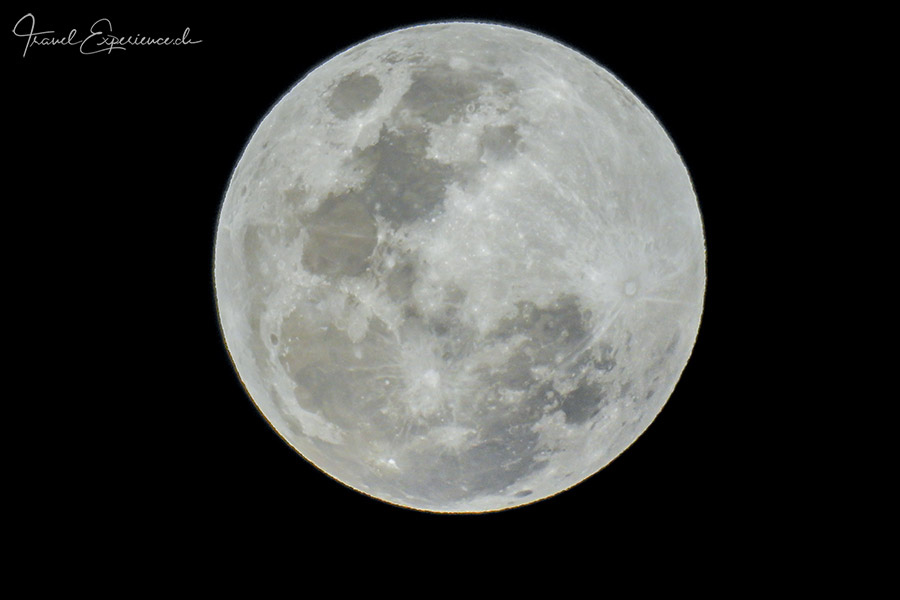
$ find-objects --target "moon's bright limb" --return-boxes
[214,22,705,513]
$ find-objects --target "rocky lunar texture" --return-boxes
[215,23,705,512]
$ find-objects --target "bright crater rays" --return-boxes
[214,22,705,512]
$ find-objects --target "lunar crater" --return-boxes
[327,72,383,119]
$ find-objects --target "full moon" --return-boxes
[214,22,705,512]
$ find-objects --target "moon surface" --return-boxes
[214,22,705,512]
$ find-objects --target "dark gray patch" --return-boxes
[270,333,278,345]
[514,490,533,498]
[241,224,264,268]
[380,50,426,66]
[301,193,377,276]
[382,388,554,505]
[492,295,592,365]
[428,304,465,337]
[290,364,330,411]
[290,362,377,431]
[433,317,475,363]
[410,420,545,504]
[644,330,681,378]
[480,124,521,160]
[347,127,453,225]
[282,185,307,206]
[665,330,680,356]
[480,295,601,423]
[327,72,382,118]
[593,343,617,373]
[600,74,637,108]
[282,320,400,432]
[385,260,416,302]
[491,75,519,101]
[443,284,467,305]
[389,287,474,363]
[401,64,483,123]
[559,382,604,425]
[401,303,421,320]
[532,296,589,348]
[497,351,536,391]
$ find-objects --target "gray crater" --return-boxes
[328,72,382,118]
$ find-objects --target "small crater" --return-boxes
[270,334,279,345]
[327,72,382,119]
